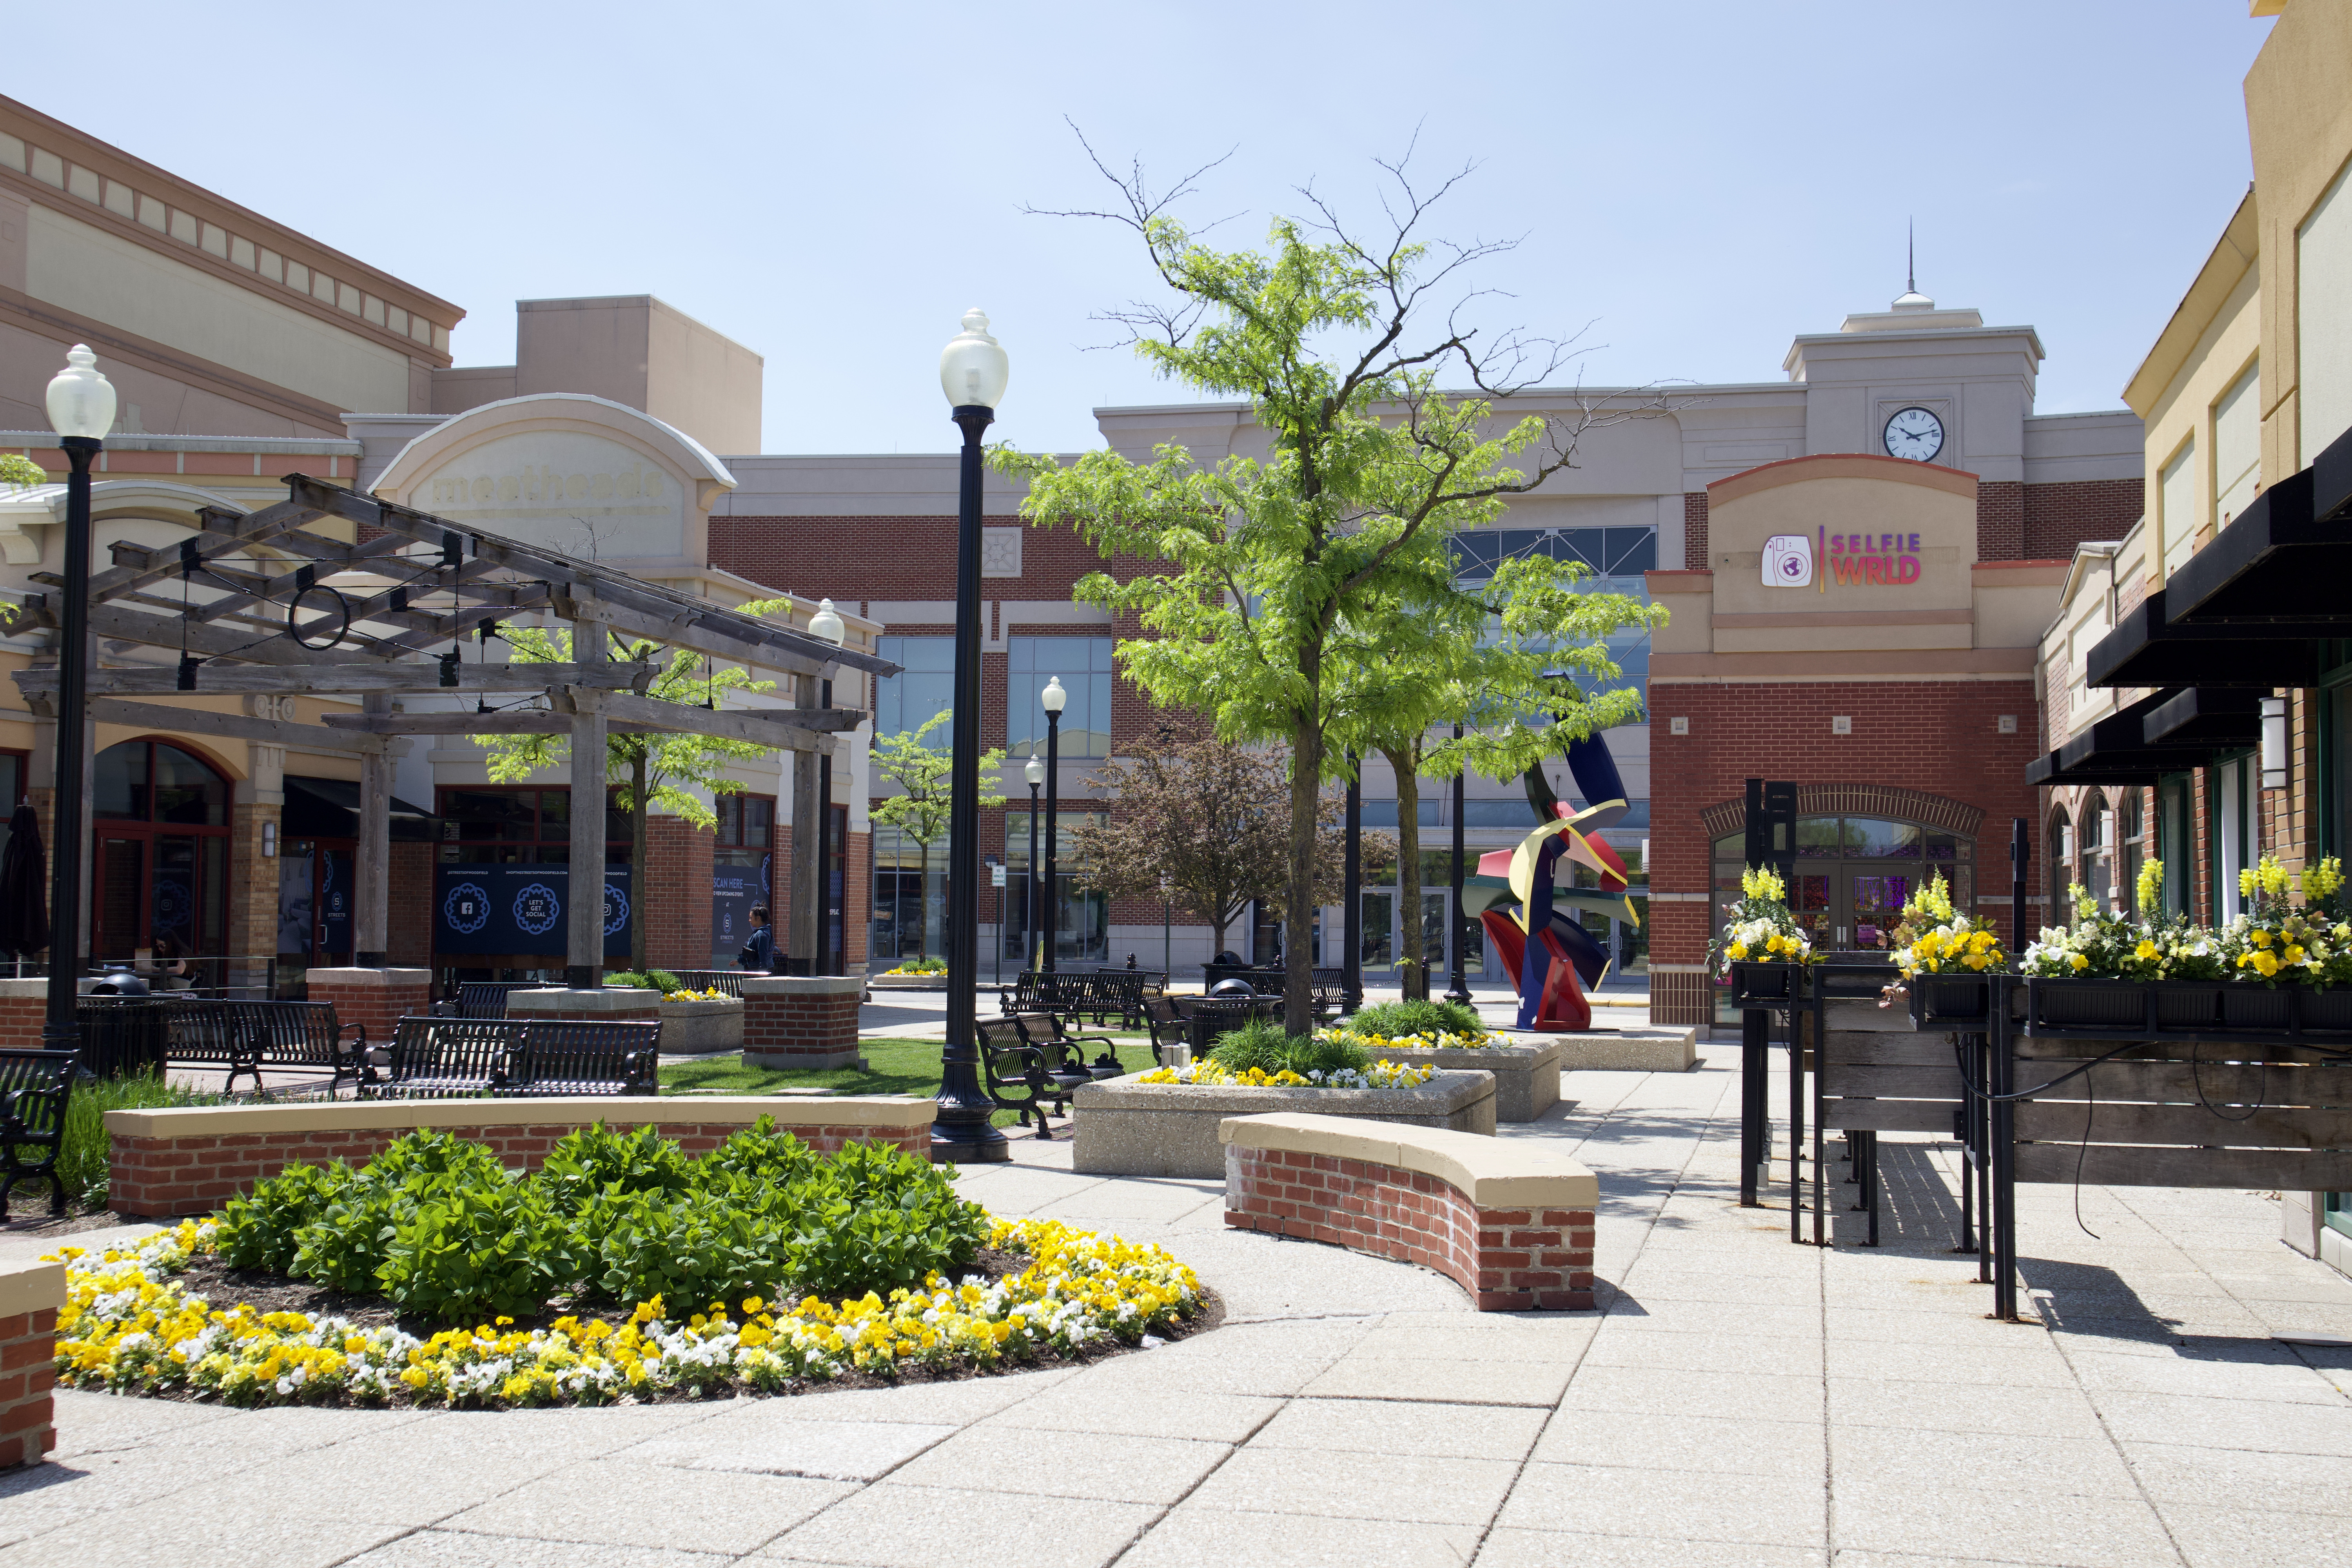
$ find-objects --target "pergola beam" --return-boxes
[86,500,324,603]
[84,697,395,754]
[13,661,657,698]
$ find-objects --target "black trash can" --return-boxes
[76,996,170,1078]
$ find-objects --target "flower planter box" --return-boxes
[1728,962,1805,1008]
[1070,1070,1497,1178]
[2023,978,2352,1044]
[657,995,744,1055]
[1359,1038,1562,1121]
[1907,975,1995,1032]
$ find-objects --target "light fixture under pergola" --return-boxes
[9,472,898,983]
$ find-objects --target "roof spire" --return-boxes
[1891,220,1934,312]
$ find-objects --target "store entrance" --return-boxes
[1788,862,1929,953]
[278,838,355,967]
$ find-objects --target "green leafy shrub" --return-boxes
[214,1118,986,1326]
[1344,999,1484,1040]
[603,971,647,989]
[1210,1022,1367,1076]
[644,969,682,994]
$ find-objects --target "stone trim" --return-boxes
[107,1100,935,1217]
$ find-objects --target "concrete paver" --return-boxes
[13,1038,2352,1566]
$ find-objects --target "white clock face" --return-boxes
[1884,406,1945,463]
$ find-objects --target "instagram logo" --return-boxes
[1761,534,1813,589]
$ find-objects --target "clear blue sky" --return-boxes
[17,1,2271,456]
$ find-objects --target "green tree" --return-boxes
[475,612,789,972]
[999,149,1668,1030]
[868,710,1007,960]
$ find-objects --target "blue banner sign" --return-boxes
[434,864,632,958]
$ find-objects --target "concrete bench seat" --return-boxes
[1220,1112,1598,1311]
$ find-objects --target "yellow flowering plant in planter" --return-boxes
[2220,855,2352,988]
[1889,871,2005,977]
[1708,864,1820,980]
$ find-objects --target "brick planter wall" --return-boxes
[0,1262,65,1470]
[105,1097,933,1217]
[742,976,863,1069]
[1225,1146,1594,1310]
[506,988,662,1024]
[301,968,432,1052]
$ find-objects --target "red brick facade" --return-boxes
[301,971,432,1053]
[2024,478,2144,563]
[742,978,863,1067]
[1976,480,2025,561]
[1225,1146,1595,1311]
[0,1307,58,1470]
[387,842,435,966]
[110,1116,929,1218]
[1683,491,1710,570]
[642,816,715,971]
[1650,680,2046,1025]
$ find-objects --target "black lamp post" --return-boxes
[931,310,1009,1163]
[1445,722,1472,1005]
[1024,751,1043,973]
[43,345,115,1055]
[1040,676,1065,973]
[1343,753,1363,1013]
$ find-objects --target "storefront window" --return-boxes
[437,787,628,865]
[1007,638,1115,758]
[1709,815,1972,1009]
[2158,775,2192,915]
[875,636,954,747]
[91,740,232,979]
[710,794,774,969]
[1003,811,1109,965]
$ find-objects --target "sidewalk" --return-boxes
[8,1040,2350,1565]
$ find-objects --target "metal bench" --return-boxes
[976,1015,1067,1136]
[1010,1011,1122,1083]
[360,1017,661,1099]
[162,999,365,1095]
[0,1050,78,1219]
[433,980,539,1019]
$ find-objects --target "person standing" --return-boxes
[738,904,779,973]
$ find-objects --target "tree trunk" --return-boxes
[1285,689,1323,1037]
[916,839,932,960]
[1383,744,1427,1002]
[630,747,648,975]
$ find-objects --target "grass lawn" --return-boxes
[660,1034,1161,1126]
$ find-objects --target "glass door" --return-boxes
[1360,891,1393,970]
[1845,867,1916,952]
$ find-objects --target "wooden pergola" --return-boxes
[9,472,898,980]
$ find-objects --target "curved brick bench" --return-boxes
[106,1096,935,1218]
[1220,1112,1598,1311]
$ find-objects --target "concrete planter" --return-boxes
[869,972,949,992]
[1541,1028,1700,1073]
[1072,1069,1496,1178]
[657,996,744,1054]
[1360,1038,1561,1121]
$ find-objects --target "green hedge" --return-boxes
[1343,999,1484,1038]
[1208,1020,1367,1077]
[217,1121,985,1324]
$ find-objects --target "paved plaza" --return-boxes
[5,1039,2352,1566]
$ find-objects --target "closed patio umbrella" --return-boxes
[0,802,49,962]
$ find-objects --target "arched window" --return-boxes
[92,739,232,971]
[2118,789,2145,916]
[2080,790,2111,912]
[2047,805,2073,916]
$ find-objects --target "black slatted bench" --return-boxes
[433,981,538,1019]
[162,999,364,1095]
[0,1050,78,1219]
[359,1016,661,1100]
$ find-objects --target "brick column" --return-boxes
[225,801,280,995]
[0,1260,65,1470]
[301,968,433,1050]
[0,980,48,1051]
[741,975,863,1069]
[506,986,662,1023]
[1976,480,2024,561]
[642,815,715,973]
[387,843,434,967]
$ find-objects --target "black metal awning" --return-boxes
[2141,686,2262,748]
[2026,688,2220,787]
[2083,589,2336,689]
[2165,421,2352,625]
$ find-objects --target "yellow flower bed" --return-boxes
[1136,1060,1437,1089]
[1317,1025,1494,1052]
[661,987,735,1002]
[51,1216,1199,1410]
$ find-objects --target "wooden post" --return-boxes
[567,619,609,989]
[354,693,391,967]
[786,672,823,975]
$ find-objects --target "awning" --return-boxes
[2141,686,2261,748]
[2166,421,2352,624]
[284,775,434,819]
[2025,688,2218,787]
[2083,589,2336,689]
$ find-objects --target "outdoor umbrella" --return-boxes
[0,802,49,960]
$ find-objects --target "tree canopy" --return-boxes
[997,142,1669,1029]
